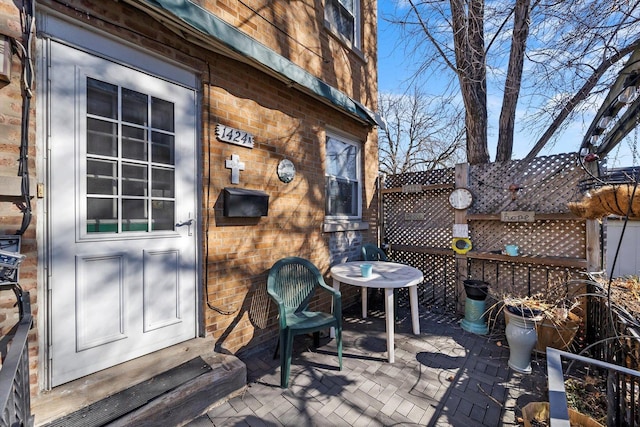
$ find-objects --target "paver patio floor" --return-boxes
[190,301,549,426]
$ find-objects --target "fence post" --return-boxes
[454,163,470,315]
[583,161,602,273]
[585,219,601,272]
[378,173,385,248]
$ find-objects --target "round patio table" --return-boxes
[330,261,423,363]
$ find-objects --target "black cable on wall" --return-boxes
[14,0,35,236]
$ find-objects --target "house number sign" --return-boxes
[215,124,254,149]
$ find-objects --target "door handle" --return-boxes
[176,219,193,227]
[176,218,194,236]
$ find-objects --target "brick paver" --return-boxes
[189,305,548,426]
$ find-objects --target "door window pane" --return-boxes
[122,163,148,196]
[87,197,118,220]
[152,97,174,132]
[85,78,176,234]
[152,200,174,231]
[152,167,174,198]
[152,132,175,165]
[122,126,147,161]
[87,198,118,233]
[87,118,118,157]
[87,159,117,195]
[87,78,118,119]
[122,199,148,231]
[122,88,148,125]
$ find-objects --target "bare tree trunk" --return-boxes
[496,0,531,162]
[451,0,490,164]
[462,83,489,164]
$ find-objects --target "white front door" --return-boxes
[47,41,199,386]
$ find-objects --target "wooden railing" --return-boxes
[388,244,585,315]
[0,284,33,427]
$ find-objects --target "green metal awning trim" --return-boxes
[126,0,383,128]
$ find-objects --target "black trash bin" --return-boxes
[463,279,489,301]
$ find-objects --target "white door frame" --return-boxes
[36,11,202,390]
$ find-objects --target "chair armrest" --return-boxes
[317,280,342,321]
[266,289,289,328]
[317,279,340,297]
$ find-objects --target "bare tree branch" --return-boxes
[383,0,640,163]
[406,0,458,73]
[378,88,465,174]
[525,37,640,160]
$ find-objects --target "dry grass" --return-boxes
[564,376,608,426]
[607,276,640,318]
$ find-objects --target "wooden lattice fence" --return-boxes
[381,153,600,315]
[382,168,457,312]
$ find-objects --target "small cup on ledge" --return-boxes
[360,263,373,277]
[505,244,519,256]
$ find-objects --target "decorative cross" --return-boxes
[225,154,245,184]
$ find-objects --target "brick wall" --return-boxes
[0,0,39,393]
[0,0,379,390]
[202,57,378,352]
[190,0,378,103]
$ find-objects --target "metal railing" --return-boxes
[583,280,640,426]
[547,347,640,427]
[0,284,33,427]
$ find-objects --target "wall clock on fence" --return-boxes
[449,188,473,210]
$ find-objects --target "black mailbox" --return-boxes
[223,188,269,217]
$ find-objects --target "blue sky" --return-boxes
[375,0,637,168]
[377,1,414,94]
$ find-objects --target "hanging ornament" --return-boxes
[508,184,520,200]
[452,238,472,254]
[584,153,599,163]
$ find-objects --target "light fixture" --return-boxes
[619,86,637,103]
[618,71,639,104]
[597,115,612,129]
[596,105,616,131]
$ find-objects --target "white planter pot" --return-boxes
[504,307,541,374]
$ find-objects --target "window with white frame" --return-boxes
[325,0,360,48]
[325,133,361,218]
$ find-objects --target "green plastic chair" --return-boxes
[361,243,398,318]
[361,243,388,261]
[267,257,343,388]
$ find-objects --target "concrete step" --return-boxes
[33,338,246,427]
[108,353,246,427]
